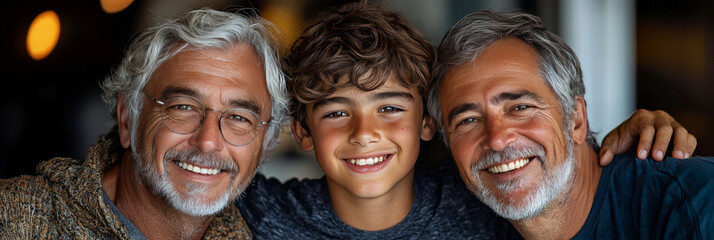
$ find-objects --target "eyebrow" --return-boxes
[447,103,479,126]
[160,86,262,114]
[311,97,350,112]
[227,99,262,114]
[311,91,415,111]
[491,90,545,105]
[370,91,414,102]
[160,86,200,100]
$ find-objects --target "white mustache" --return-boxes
[164,148,238,174]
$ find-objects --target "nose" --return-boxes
[348,113,381,146]
[482,117,517,152]
[189,109,224,152]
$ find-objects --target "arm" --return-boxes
[599,109,697,166]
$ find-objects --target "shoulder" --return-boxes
[600,154,714,239]
[236,173,333,239]
[606,154,714,199]
[0,173,56,204]
[204,204,252,239]
[412,163,519,239]
[608,154,714,185]
[0,175,57,237]
[240,173,327,203]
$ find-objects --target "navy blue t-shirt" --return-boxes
[236,163,521,239]
[573,153,714,239]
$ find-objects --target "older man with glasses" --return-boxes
[0,8,288,239]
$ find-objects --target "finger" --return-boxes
[650,124,673,161]
[635,125,655,160]
[598,129,618,166]
[670,125,688,159]
[599,149,614,166]
[600,122,640,162]
[685,134,697,158]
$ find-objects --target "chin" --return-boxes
[347,181,391,199]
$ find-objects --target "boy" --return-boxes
[236,2,695,239]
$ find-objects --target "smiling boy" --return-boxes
[237,3,520,238]
[235,2,696,239]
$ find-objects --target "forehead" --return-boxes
[146,44,271,111]
[438,38,555,107]
[329,76,422,100]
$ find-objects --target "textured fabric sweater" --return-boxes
[0,132,252,239]
[237,162,522,239]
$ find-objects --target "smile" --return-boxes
[487,157,531,174]
[175,161,221,175]
[345,154,389,166]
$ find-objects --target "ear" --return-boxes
[116,93,132,149]
[570,96,588,145]
[290,119,314,151]
[420,115,436,141]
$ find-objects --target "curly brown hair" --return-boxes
[286,1,436,132]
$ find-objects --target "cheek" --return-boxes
[229,141,263,174]
[137,115,171,157]
[448,133,479,169]
[383,120,415,141]
[383,111,423,137]
[522,113,569,159]
[313,125,343,147]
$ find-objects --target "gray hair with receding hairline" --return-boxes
[426,10,599,150]
[101,7,289,152]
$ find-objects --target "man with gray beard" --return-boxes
[0,8,289,239]
[427,11,713,239]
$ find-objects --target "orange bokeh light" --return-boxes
[27,10,60,61]
[100,0,134,14]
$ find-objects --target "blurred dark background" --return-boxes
[1,0,712,180]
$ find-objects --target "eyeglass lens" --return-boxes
[159,96,263,146]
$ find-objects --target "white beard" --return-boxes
[468,132,575,220]
[132,146,244,217]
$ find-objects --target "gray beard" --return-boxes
[131,144,246,217]
[468,133,575,220]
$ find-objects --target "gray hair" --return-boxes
[101,8,289,151]
[426,11,598,150]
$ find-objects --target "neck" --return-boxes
[101,150,213,240]
[327,169,415,231]
[511,144,602,240]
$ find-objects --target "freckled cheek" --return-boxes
[382,116,421,142]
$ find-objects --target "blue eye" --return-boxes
[452,117,479,134]
[324,111,348,119]
[512,105,532,111]
[379,106,403,113]
[458,118,477,126]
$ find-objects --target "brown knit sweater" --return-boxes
[0,132,252,239]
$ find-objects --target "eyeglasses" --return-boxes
[144,93,270,146]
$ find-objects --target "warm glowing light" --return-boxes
[27,10,60,61]
[100,0,134,14]
[262,2,302,54]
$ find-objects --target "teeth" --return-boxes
[347,155,387,166]
[487,158,530,174]
[176,161,221,175]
